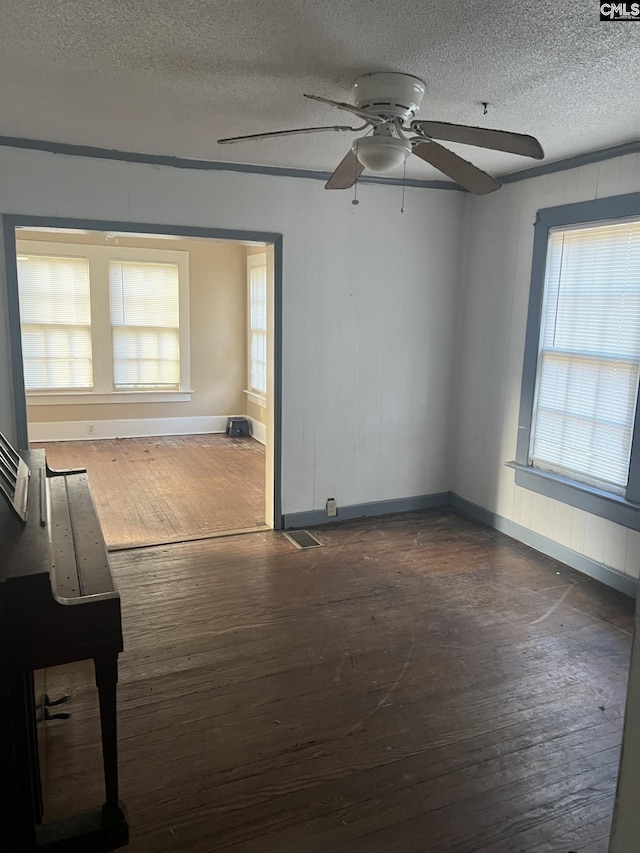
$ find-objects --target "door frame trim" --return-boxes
[2,215,284,529]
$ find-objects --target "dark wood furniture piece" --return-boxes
[0,434,128,852]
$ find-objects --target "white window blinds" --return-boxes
[530,219,640,492]
[17,254,93,390]
[109,261,180,390]
[249,264,267,394]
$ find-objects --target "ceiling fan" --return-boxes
[218,72,544,195]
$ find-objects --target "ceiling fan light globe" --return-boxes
[353,137,411,173]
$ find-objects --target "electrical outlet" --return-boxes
[326,497,338,518]
[88,424,94,435]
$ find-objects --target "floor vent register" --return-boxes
[283,530,324,550]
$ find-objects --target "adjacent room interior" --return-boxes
[15,226,275,549]
[0,5,639,853]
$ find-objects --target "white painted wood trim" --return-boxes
[27,390,194,406]
[247,417,267,445]
[28,415,236,442]
[243,389,267,407]
[17,240,192,397]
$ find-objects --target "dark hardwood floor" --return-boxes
[41,509,634,852]
[32,434,266,549]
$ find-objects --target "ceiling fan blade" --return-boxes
[325,150,365,190]
[412,120,544,160]
[218,124,365,144]
[304,93,383,125]
[412,141,501,195]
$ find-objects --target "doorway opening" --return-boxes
[6,221,281,549]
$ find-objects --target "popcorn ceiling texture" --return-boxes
[0,0,637,179]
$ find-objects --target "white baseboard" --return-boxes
[247,418,267,445]
[29,415,235,442]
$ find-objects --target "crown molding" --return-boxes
[499,140,640,185]
[0,134,638,193]
[0,134,456,190]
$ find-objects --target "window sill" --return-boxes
[506,461,640,531]
[26,390,193,406]
[243,390,267,407]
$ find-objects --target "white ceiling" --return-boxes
[0,0,638,182]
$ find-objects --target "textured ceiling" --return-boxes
[0,0,638,181]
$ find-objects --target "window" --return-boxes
[248,255,267,396]
[17,254,93,391]
[513,193,640,530]
[110,261,180,390]
[16,241,190,404]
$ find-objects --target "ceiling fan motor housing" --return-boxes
[352,72,426,121]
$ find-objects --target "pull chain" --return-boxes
[400,157,407,213]
[352,150,359,206]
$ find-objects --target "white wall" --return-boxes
[0,146,464,516]
[452,151,640,581]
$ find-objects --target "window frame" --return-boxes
[246,252,268,402]
[511,192,640,531]
[109,258,182,392]
[17,252,94,392]
[16,240,191,404]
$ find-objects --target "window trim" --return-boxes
[17,252,94,392]
[26,390,193,405]
[16,240,191,404]
[512,191,640,530]
[109,257,183,392]
[247,252,268,400]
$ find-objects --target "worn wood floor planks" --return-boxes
[41,510,634,851]
[31,434,266,548]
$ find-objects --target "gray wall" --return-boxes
[0,145,464,515]
[452,152,640,583]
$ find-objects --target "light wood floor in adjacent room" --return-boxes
[32,434,266,549]
[41,509,634,853]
